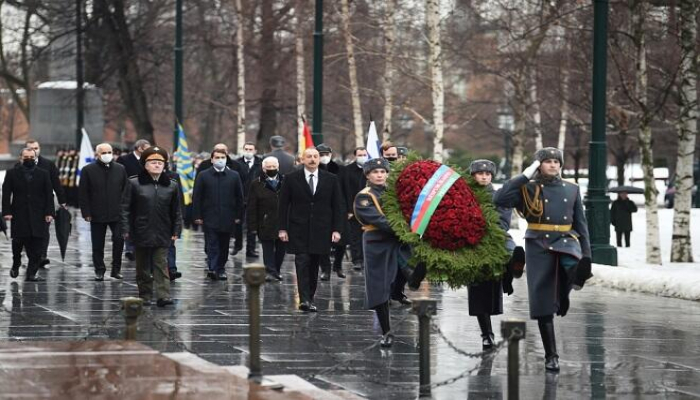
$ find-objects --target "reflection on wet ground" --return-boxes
[1,210,699,399]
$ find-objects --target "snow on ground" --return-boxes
[509,208,700,302]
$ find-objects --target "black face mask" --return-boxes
[22,159,36,168]
[384,157,397,163]
[265,169,278,178]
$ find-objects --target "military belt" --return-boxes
[362,225,378,232]
[527,223,572,232]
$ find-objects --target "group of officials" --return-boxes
[2,137,593,371]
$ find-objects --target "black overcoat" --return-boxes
[342,162,367,214]
[247,174,284,241]
[79,161,129,223]
[116,152,143,178]
[1,165,54,238]
[237,155,263,197]
[192,167,244,233]
[610,199,637,232]
[278,169,344,254]
[37,156,67,204]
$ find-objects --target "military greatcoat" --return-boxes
[494,174,591,318]
[467,184,517,316]
[354,184,400,309]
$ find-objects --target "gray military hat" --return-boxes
[535,147,564,164]
[469,159,496,176]
[363,158,390,175]
[397,146,408,157]
[316,143,332,154]
[269,135,286,148]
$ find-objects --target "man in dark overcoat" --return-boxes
[342,147,368,271]
[237,141,263,258]
[494,147,592,372]
[610,192,637,247]
[193,148,244,281]
[79,143,130,281]
[467,159,525,349]
[24,139,67,268]
[265,135,295,176]
[117,139,150,260]
[247,156,285,281]
[2,148,55,281]
[316,143,347,280]
[278,147,344,312]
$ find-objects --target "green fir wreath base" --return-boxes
[383,153,510,289]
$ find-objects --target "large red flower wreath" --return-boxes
[395,160,486,250]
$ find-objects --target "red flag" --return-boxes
[302,118,314,150]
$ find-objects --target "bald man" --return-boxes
[79,143,130,281]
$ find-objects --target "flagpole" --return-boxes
[174,0,184,149]
[312,0,324,145]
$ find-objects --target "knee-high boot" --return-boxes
[537,316,560,371]
[476,314,495,349]
[373,301,393,347]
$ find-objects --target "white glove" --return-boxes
[522,160,541,179]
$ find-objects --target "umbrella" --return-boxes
[608,185,644,194]
[0,217,7,239]
[54,207,72,261]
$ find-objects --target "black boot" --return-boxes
[373,301,392,347]
[476,314,495,350]
[403,262,427,291]
[538,317,560,372]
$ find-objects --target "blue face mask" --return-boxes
[213,159,227,169]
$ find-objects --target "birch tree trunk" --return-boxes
[426,0,445,162]
[633,0,662,264]
[340,0,364,148]
[295,0,306,154]
[234,0,246,155]
[382,0,397,137]
[510,76,528,177]
[670,0,697,263]
[557,54,570,150]
[530,70,543,149]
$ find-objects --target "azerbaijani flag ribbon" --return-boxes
[410,165,461,237]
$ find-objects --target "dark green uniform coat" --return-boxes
[494,174,591,319]
[354,184,400,309]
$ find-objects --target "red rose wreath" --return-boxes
[383,154,510,288]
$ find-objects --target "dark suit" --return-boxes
[116,152,143,178]
[341,161,367,266]
[2,165,54,278]
[237,155,263,254]
[278,168,344,304]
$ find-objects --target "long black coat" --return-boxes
[116,152,143,178]
[192,167,244,233]
[2,165,54,238]
[610,198,637,232]
[342,161,367,214]
[236,155,263,197]
[247,174,284,241]
[121,171,183,248]
[37,156,67,204]
[278,169,344,254]
[79,161,129,223]
[264,149,295,175]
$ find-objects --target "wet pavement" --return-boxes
[1,209,699,399]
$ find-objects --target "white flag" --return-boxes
[366,120,381,160]
[76,128,94,185]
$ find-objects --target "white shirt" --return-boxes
[304,168,318,195]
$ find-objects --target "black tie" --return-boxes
[308,174,315,195]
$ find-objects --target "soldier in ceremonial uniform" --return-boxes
[494,147,592,372]
[468,160,525,349]
[354,158,425,348]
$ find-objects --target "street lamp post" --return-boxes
[498,106,514,180]
[75,0,84,149]
[585,0,617,266]
[312,0,324,146]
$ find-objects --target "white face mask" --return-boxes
[100,154,113,164]
[243,151,255,160]
[356,156,368,165]
[213,158,227,169]
[320,155,331,165]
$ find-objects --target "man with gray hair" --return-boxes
[247,156,286,281]
[2,148,55,281]
[79,143,130,281]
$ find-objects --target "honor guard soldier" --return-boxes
[494,147,592,372]
[468,159,525,349]
[354,158,425,348]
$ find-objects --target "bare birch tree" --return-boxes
[234,0,246,155]
[670,0,697,262]
[340,0,363,148]
[382,0,397,137]
[295,0,306,154]
[530,69,544,149]
[632,0,662,264]
[426,0,444,161]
